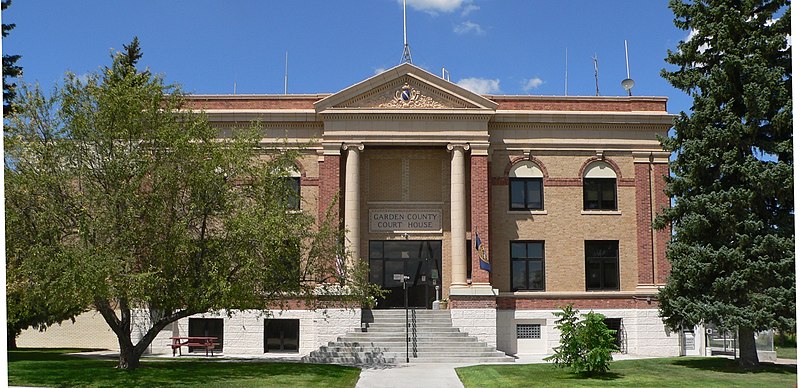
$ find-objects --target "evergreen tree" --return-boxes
[2,0,23,116]
[656,0,793,367]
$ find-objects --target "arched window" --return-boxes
[509,161,544,210]
[583,161,617,210]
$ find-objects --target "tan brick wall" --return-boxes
[490,150,639,292]
[17,310,120,350]
[296,152,320,221]
[360,147,454,296]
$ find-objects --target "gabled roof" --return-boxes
[314,63,499,112]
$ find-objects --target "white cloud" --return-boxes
[522,77,544,92]
[400,0,466,14]
[454,21,484,35]
[374,67,387,75]
[685,29,710,53]
[461,4,479,16]
[456,77,500,94]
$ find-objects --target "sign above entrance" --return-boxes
[369,209,442,233]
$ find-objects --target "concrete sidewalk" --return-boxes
[356,363,470,388]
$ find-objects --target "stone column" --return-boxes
[448,143,469,288]
[343,143,364,263]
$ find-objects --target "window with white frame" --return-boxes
[509,161,544,210]
[583,161,617,210]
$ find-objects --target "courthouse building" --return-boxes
[20,63,708,360]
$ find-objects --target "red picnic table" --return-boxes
[170,336,219,357]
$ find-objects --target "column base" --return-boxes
[450,285,498,296]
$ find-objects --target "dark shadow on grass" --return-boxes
[10,349,361,387]
[672,357,796,375]
[563,371,624,381]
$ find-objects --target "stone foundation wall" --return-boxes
[135,308,360,356]
[496,308,679,357]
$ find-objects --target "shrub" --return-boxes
[544,304,618,375]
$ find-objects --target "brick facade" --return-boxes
[318,154,341,225]
[497,296,658,310]
[470,154,491,284]
[635,162,655,285]
[450,295,498,309]
[20,64,681,357]
[654,163,671,284]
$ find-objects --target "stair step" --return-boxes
[301,309,515,365]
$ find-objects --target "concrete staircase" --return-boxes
[302,309,514,365]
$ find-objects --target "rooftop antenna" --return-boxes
[593,54,600,96]
[233,80,237,95]
[284,51,288,94]
[442,67,450,82]
[564,48,568,96]
[401,0,413,63]
[621,40,635,96]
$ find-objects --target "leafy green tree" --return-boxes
[545,305,617,376]
[4,39,374,369]
[2,0,23,116]
[656,0,793,367]
[544,304,581,369]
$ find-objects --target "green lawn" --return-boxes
[456,357,796,388]
[776,346,797,360]
[8,348,361,387]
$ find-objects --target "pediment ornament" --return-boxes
[341,79,461,109]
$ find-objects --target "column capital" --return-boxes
[447,143,470,152]
[469,142,490,156]
[321,142,343,156]
[633,151,670,164]
[342,143,365,152]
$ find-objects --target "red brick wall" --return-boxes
[635,163,654,285]
[183,97,321,110]
[318,155,341,224]
[450,295,497,309]
[653,163,671,284]
[489,98,666,112]
[497,296,658,310]
[470,155,491,284]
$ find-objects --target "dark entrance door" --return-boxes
[369,240,442,309]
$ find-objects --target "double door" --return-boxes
[369,240,442,309]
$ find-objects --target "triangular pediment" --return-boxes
[315,63,498,112]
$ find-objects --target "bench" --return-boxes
[170,336,219,357]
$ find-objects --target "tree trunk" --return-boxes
[7,328,18,350]
[117,341,141,370]
[737,327,759,368]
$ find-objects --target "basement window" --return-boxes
[516,324,541,339]
[264,319,300,353]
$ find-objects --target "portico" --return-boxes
[313,63,500,305]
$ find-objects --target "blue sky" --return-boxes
[3,0,692,114]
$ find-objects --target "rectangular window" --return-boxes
[583,178,616,210]
[284,177,301,210]
[516,324,541,339]
[188,318,223,353]
[509,178,543,210]
[264,319,299,352]
[510,241,545,291]
[604,318,623,351]
[585,241,619,291]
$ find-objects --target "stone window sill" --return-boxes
[580,210,622,215]
[507,210,547,215]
